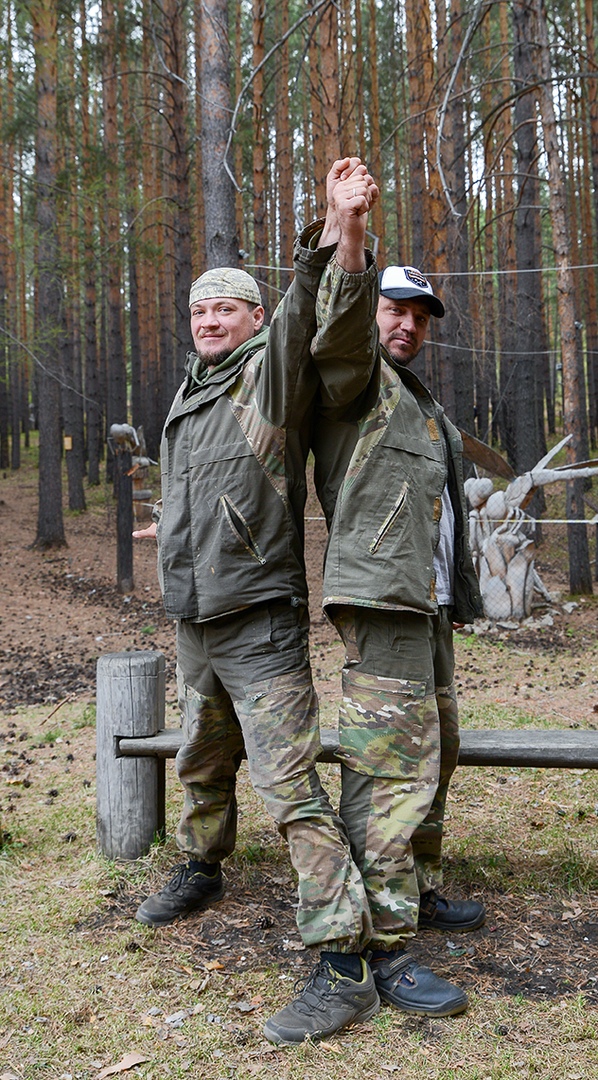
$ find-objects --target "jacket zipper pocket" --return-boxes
[368,481,409,554]
[220,494,267,564]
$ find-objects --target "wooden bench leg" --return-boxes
[96,651,166,860]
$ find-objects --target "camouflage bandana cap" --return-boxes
[189,267,262,307]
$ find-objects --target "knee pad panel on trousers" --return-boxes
[176,685,244,785]
[234,668,321,794]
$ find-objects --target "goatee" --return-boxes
[195,348,233,370]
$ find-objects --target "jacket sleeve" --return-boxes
[312,251,380,412]
[256,219,338,429]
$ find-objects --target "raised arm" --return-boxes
[310,163,380,409]
[257,157,378,425]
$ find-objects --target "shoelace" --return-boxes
[166,864,196,892]
[293,961,339,1005]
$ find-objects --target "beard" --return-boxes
[384,336,421,366]
[194,348,233,371]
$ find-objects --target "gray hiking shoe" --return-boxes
[135,863,224,927]
[263,958,379,1045]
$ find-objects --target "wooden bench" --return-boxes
[96,650,598,861]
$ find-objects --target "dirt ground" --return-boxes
[2,464,598,1011]
[2,465,598,723]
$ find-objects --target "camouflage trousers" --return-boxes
[332,604,459,950]
[174,601,372,951]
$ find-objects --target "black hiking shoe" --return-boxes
[370,950,468,1017]
[418,889,486,933]
[135,863,224,927]
[263,958,379,1045]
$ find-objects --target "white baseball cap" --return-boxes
[379,265,445,318]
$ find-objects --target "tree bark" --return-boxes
[163,0,193,380]
[5,2,19,471]
[80,0,102,486]
[275,0,293,295]
[512,0,548,484]
[532,0,592,593]
[102,0,127,466]
[200,0,239,268]
[31,0,66,549]
[62,15,86,512]
[252,0,269,318]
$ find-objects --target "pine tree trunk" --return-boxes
[0,160,8,470]
[119,1,142,433]
[404,0,431,267]
[512,0,549,484]
[163,0,193,378]
[583,0,598,443]
[496,0,518,461]
[31,0,66,549]
[252,0,269,318]
[80,0,102,486]
[62,18,86,511]
[433,0,473,430]
[200,0,239,267]
[320,0,339,163]
[367,0,384,262]
[5,3,19,470]
[276,0,293,295]
[310,2,326,218]
[532,0,592,593]
[102,0,126,458]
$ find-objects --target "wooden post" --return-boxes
[96,650,166,860]
[109,423,139,594]
[116,447,133,593]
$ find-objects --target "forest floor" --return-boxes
[1,458,598,1079]
[2,458,598,726]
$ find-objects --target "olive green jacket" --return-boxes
[312,353,484,624]
[157,224,379,622]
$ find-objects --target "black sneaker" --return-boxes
[263,958,379,1045]
[135,863,224,927]
[418,889,486,933]
[370,950,468,1017]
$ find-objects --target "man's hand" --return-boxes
[317,156,378,272]
[317,157,367,247]
[133,522,157,540]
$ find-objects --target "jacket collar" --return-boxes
[185,326,270,391]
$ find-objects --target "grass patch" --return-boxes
[1,701,598,1079]
[459,702,541,729]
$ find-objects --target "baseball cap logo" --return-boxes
[404,267,430,292]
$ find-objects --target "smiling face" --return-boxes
[376,295,431,366]
[189,297,265,365]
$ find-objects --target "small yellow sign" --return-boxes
[63,435,73,451]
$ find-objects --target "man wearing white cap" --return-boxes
[312,264,485,1018]
[134,159,396,1044]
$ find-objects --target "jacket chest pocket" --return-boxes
[191,448,271,566]
[218,492,266,564]
[188,439,251,471]
[369,481,409,553]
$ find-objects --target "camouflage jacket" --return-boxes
[312,355,483,625]
[157,224,379,622]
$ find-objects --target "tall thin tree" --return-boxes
[31,0,66,548]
